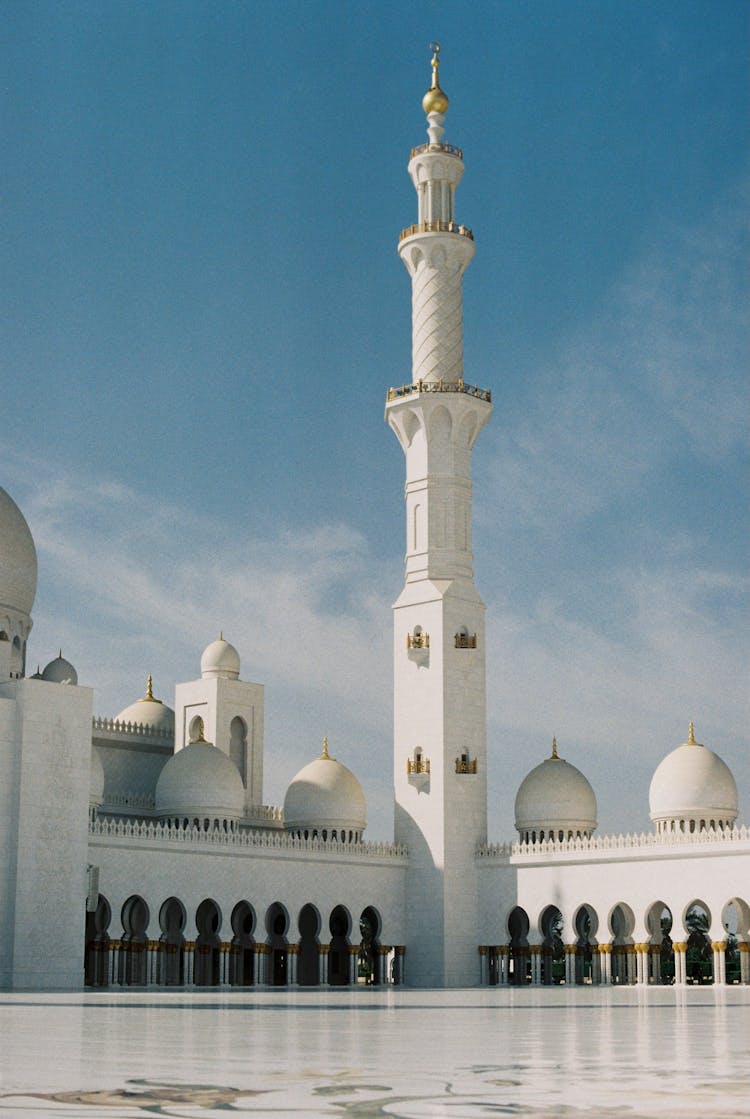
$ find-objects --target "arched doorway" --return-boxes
[230,901,255,986]
[684,901,712,984]
[508,907,530,985]
[328,905,352,985]
[609,903,635,984]
[159,897,186,986]
[298,904,321,986]
[194,899,222,985]
[646,902,674,985]
[722,897,750,985]
[359,907,381,985]
[121,896,149,985]
[574,904,598,984]
[265,902,288,985]
[84,895,111,987]
[540,905,564,984]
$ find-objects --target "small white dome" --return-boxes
[649,723,738,831]
[200,634,240,679]
[284,739,366,836]
[115,675,174,733]
[515,739,597,841]
[155,740,245,822]
[41,652,78,685]
[90,746,105,807]
[0,487,37,617]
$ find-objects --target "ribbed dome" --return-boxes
[41,652,78,685]
[0,487,37,617]
[90,747,105,807]
[200,635,240,679]
[116,675,174,733]
[649,723,738,833]
[284,739,366,837]
[155,740,245,823]
[515,740,597,842]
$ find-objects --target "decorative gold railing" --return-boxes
[407,757,430,776]
[386,380,491,404]
[455,632,477,649]
[399,220,473,242]
[455,757,478,774]
[410,141,463,160]
[406,632,429,649]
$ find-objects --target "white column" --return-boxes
[635,945,648,985]
[712,942,726,986]
[565,946,576,985]
[319,946,329,985]
[349,946,359,985]
[254,945,266,986]
[497,947,507,985]
[184,943,195,985]
[599,946,611,985]
[288,946,298,986]
[109,942,120,986]
[674,943,687,985]
[529,946,542,986]
[740,943,750,985]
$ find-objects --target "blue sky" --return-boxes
[3,1,748,839]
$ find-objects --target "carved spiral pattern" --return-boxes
[412,262,464,383]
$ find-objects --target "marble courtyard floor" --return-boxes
[0,987,748,1118]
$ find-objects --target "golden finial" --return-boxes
[320,736,330,760]
[145,674,153,700]
[422,41,449,115]
[550,736,560,760]
[219,630,223,641]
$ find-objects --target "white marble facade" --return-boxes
[1,48,748,992]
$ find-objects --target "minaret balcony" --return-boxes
[407,753,430,777]
[455,755,478,775]
[399,220,473,243]
[410,141,463,160]
[406,631,429,650]
[386,379,491,404]
[454,632,477,649]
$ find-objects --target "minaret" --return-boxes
[386,45,492,987]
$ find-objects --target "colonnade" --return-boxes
[478,941,750,986]
[86,938,406,987]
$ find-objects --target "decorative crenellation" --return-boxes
[410,141,463,160]
[102,792,156,811]
[477,823,750,859]
[92,715,173,741]
[89,817,408,860]
[245,804,285,826]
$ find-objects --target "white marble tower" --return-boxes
[386,46,492,987]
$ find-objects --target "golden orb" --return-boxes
[422,86,449,115]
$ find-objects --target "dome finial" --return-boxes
[422,41,449,116]
[321,736,330,760]
[219,629,223,641]
[144,673,154,700]
[688,720,696,744]
[550,736,560,760]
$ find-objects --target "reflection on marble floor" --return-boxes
[1,988,749,1118]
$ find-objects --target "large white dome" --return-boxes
[0,487,37,617]
[116,675,175,733]
[649,723,738,833]
[514,739,597,842]
[284,739,366,839]
[155,739,245,824]
[200,635,240,679]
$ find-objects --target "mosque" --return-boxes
[1,48,748,992]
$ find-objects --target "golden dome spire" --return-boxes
[688,721,695,744]
[422,41,449,115]
[550,736,560,760]
[145,673,153,700]
[320,736,330,760]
